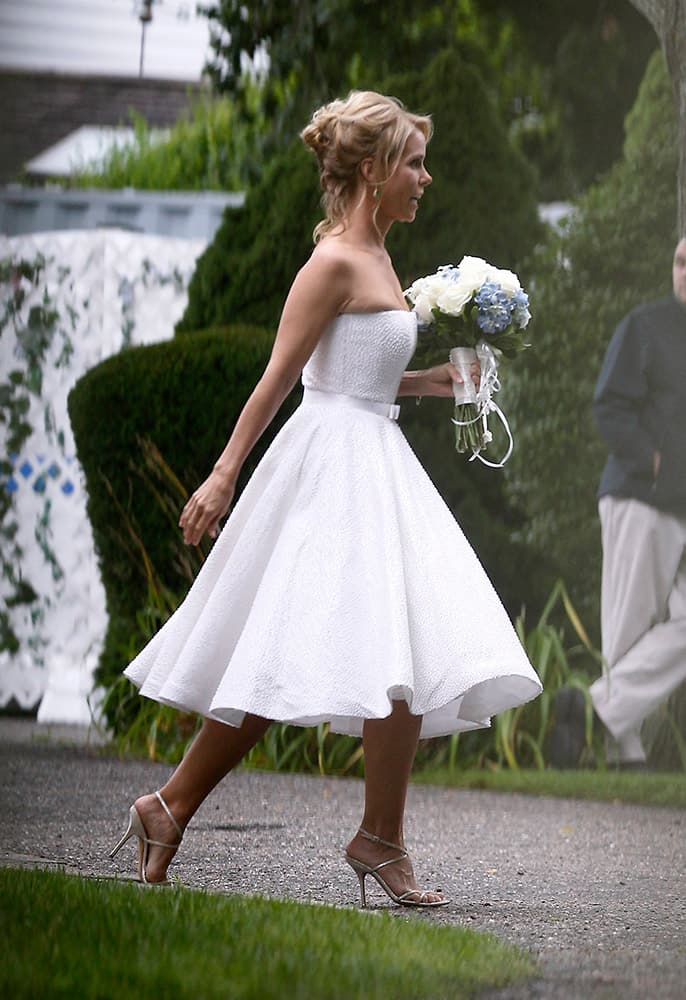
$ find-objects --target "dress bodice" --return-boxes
[301,310,417,404]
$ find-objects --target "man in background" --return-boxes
[552,237,686,768]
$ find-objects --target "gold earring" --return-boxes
[373,186,381,199]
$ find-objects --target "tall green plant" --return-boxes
[104,494,601,776]
[71,94,264,191]
[385,48,542,287]
[433,581,602,772]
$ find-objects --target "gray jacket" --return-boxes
[594,295,686,513]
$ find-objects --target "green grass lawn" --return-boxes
[0,868,535,1000]
[415,766,686,808]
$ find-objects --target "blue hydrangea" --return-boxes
[437,265,461,282]
[511,289,530,327]
[474,281,513,334]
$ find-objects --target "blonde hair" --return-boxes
[301,90,432,243]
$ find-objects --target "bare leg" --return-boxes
[134,713,271,882]
[345,700,445,904]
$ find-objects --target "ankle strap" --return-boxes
[358,827,404,853]
[156,790,183,840]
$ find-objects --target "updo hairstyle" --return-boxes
[301,91,432,242]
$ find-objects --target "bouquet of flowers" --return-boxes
[404,256,531,466]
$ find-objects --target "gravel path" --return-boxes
[1,719,684,999]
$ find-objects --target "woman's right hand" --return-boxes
[421,360,481,397]
[179,469,236,546]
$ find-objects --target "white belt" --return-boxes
[302,388,400,421]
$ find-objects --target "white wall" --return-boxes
[0,228,206,722]
[0,0,211,81]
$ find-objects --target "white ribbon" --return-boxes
[449,342,514,468]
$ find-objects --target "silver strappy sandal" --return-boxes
[109,790,183,885]
[344,827,449,908]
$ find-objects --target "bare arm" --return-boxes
[179,253,351,545]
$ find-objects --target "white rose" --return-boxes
[423,272,451,305]
[493,267,522,296]
[404,277,424,304]
[456,255,496,289]
[436,280,473,316]
[412,291,435,325]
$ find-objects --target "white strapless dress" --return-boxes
[125,310,542,737]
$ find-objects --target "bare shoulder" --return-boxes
[289,241,355,312]
[304,240,355,281]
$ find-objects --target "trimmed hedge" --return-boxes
[176,144,320,334]
[68,325,299,693]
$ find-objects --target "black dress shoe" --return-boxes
[614,759,648,772]
[546,686,588,769]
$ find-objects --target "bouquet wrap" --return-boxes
[449,347,479,406]
[449,342,513,468]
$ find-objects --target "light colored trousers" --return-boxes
[590,496,686,762]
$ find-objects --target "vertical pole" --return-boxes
[139,20,146,78]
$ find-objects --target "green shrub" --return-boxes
[70,97,258,191]
[98,576,599,773]
[68,325,300,699]
[502,50,678,632]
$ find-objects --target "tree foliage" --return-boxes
[200,1,655,198]
[502,50,677,630]
[628,0,686,234]
[200,1,461,115]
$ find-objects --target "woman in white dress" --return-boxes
[111,91,542,906]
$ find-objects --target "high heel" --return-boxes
[344,827,449,908]
[109,790,183,885]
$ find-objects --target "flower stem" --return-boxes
[454,403,486,455]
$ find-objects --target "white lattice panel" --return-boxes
[0,228,205,720]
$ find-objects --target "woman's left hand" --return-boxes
[422,360,480,398]
[178,469,236,546]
